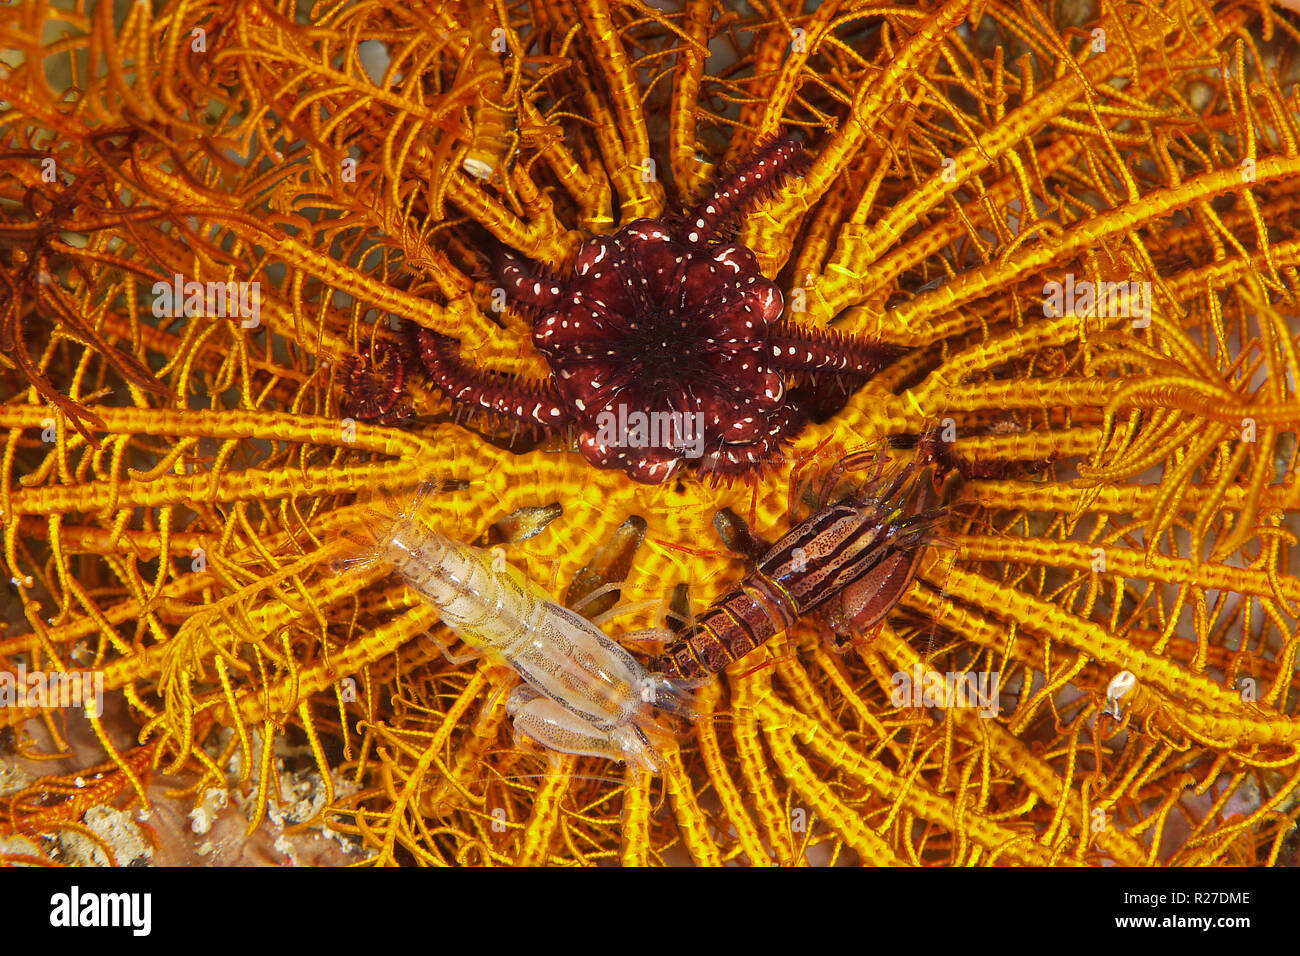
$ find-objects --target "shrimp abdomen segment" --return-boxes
[382,523,534,651]
[663,578,793,679]
[508,603,645,731]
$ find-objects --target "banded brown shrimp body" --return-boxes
[651,443,950,682]
[335,489,696,773]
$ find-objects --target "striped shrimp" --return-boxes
[651,449,947,682]
[340,493,694,773]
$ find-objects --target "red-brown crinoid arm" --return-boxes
[533,235,637,358]
[680,135,810,246]
[412,326,570,429]
[495,247,566,312]
[700,402,808,482]
[767,323,907,378]
[342,339,414,426]
[577,426,683,485]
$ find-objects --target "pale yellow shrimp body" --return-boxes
[376,514,692,773]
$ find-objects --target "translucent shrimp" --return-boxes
[338,492,695,773]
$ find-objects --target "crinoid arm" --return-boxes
[892,425,1059,483]
[494,248,565,313]
[680,134,810,244]
[769,324,908,378]
[341,338,415,426]
[411,325,569,430]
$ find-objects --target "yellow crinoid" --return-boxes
[2,0,1299,866]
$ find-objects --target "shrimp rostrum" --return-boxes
[336,493,695,773]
